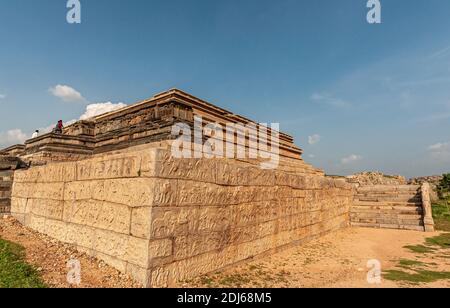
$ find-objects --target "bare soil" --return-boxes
[181,228,450,288]
[0,216,142,288]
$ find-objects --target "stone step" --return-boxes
[351,206,423,214]
[357,185,420,192]
[351,222,425,232]
[355,196,421,203]
[353,201,422,207]
[351,212,423,219]
[351,219,423,226]
[356,191,420,196]
[356,190,420,195]
[0,198,10,207]
[0,191,11,198]
[350,213,423,220]
[351,217,423,226]
[0,205,11,214]
[0,181,13,188]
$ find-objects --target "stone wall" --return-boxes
[11,142,353,287]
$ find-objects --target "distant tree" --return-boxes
[437,174,450,199]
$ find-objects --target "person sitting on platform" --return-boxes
[52,120,64,134]
[31,130,39,139]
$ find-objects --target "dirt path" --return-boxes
[181,228,450,288]
[0,216,142,288]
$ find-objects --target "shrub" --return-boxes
[437,174,450,199]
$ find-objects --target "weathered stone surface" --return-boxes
[76,155,141,181]
[66,223,96,250]
[12,182,64,200]
[63,200,131,235]
[149,239,173,259]
[64,178,156,207]
[130,207,152,239]
[11,197,28,214]
[94,229,149,268]
[27,198,64,220]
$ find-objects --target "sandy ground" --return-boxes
[181,227,450,288]
[0,216,142,288]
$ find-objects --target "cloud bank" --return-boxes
[0,85,128,148]
[341,154,362,165]
[427,142,450,161]
[80,102,127,120]
[310,92,351,108]
[0,129,28,148]
[308,134,321,145]
[49,85,85,102]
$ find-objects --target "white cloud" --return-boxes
[35,102,126,136]
[427,142,450,161]
[0,94,5,99]
[308,134,321,145]
[0,129,28,147]
[428,142,448,151]
[79,102,127,120]
[341,154,362,165]
[49,85,85,102]
[0,95,127,149]
[417,111,450,123]
[308,154,316,159]
[430,45,450,59]
[311,92,351,108]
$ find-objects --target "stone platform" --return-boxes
[10,142,353,287]
[0,89,434,287]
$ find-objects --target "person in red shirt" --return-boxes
[53,120,64,134]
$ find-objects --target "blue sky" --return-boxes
[0,0,449,177]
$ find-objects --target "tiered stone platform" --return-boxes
[2,89,317,172]
[0,89,434,287]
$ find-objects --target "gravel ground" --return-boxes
[0,216,142,288]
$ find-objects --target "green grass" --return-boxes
[432,198,450,231]
[425,233,450,249]
[384,269,450,284]
[218,274,251,286]
[403,245,436,254]
[397,259,426,269]
[386,207,450,285]
[199,276,214,287]
[0,238,47,288]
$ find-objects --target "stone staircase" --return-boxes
[350,185,425,231]
[0,156,27,215]
[0,169,13,214]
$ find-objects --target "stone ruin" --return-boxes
[0,89,435,287]
[346,172,407,186]
[0,156,27,215]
